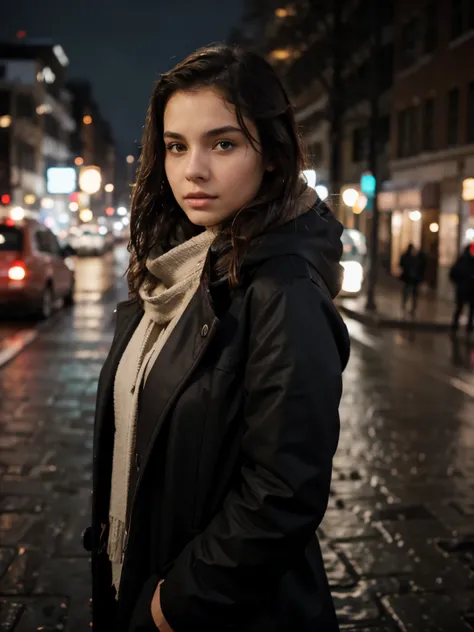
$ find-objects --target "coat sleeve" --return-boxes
[159,276,345,629]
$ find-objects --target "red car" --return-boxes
[0,216,75,319]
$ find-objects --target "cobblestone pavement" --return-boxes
[0,255,473,631]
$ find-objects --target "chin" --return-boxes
[184,209,223,229]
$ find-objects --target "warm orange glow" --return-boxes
[74,157,84,166]
[83,115,92,125]
[270,49,292,61]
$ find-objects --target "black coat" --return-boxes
[86,205,350,632]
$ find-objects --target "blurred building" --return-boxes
[0,39,76,235]
[243,0,395,268]
[381,0,474,297]
[67,80,116,220]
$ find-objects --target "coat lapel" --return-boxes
[129,282,218,512]
[93,300,143,467]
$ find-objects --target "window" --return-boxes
[397,110,407,158]
[16,93,36,119]
[34,230,60,256]
[46,230,61,256]
[379,44,394,91]
[468,82,474,143]
[397,108,418,157]
[450,0,474,39]
[400,17,419,69]
[17,141,36,173]
[44,114,61,140]
[0,90,10,116]
[378,116,391,151]
[422,98,435,150]
[447,88,459,146]
[352,127,367,163]
[0,226,23,252]
[34,230,52,254]
[424,1,438,53]
[309,142,323,165]
[407,106,418,155]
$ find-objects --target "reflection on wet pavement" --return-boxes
[0,251,473,630]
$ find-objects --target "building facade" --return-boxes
[382,0,474,297]
[0,40,75,237]
[243,0,395,268]
[67,80,116,221]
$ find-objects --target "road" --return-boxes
[0,248,473,631]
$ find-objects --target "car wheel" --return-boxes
[38,285,54,320]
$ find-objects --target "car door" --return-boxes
[33,228,55,294]
[44,229,71,297]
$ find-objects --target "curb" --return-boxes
[0,329,38,370]
[337,303,453,332]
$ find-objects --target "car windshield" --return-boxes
[0,226,24,252]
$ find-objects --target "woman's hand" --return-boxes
[151,580,174,631]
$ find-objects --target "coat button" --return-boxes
[201,324,209,337]
[135,451,141,472]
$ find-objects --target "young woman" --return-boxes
[86,44,350,632]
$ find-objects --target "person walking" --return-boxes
[85,44,350,632]
[450,242,474,334]
[399,244,426,316]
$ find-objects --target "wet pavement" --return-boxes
[0,251,473,631]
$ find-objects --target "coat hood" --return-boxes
[243,201,344,299]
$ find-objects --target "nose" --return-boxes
[185,148,210,182]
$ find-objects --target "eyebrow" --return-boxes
[163,125,244,140]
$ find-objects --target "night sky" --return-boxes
[1,0,244,154]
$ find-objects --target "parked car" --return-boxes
[0,215,75,319]
[69,225,108,256]
[340,228,367,296]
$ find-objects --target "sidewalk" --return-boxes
[337,273,469,332]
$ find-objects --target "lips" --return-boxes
[184,193,216,199]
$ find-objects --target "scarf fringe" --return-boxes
[107,515,127,564]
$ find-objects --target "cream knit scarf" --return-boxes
[108,229,215,593]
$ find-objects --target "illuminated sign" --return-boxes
[46,167,77,195]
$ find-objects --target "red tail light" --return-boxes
[8,261,27,281]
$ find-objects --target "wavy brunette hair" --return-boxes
[128,43,307,297]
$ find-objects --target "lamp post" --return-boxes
[365,0,381,313]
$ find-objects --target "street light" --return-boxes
[79,166,102,195]
[105,183,114,193]
[302,169,317,190]
[117,206,127,216]
[342,188,359,207]
[79,208,93,223]
[11,207,25,221]
[0,115,12,128]
[315,185,329,201]
[126,155,135,164]
[83,115,93,125]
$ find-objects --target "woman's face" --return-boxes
[163,88,266,229]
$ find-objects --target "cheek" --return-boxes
[222,155,264,198]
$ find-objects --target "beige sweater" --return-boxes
[108,229,215,593]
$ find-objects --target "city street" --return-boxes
[0,248,474,631]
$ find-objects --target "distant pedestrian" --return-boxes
[450,242,474,334]
[86,44,349,632]
[399,244,427,316]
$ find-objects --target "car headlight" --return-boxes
[341,261,364,293]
